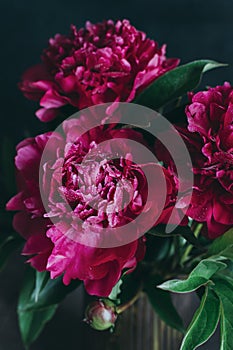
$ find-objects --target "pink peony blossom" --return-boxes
[180,82,233,238]
[6,117,184,296]
[6,122,147,296]
[19,19,179,122]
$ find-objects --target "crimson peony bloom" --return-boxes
[19,19,179,122]
[180,82,233,238]
[6,116,183,296]
[6,126,145,296]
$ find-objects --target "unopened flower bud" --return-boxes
[84,299,117,331]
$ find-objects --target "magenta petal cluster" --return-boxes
[6,117,184,296]
[19,19,179,122]
[182,82,233,238]
[6,122,147,296]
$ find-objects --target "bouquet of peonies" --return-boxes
[1,19,233,349]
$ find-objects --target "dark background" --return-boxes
[2,0,233,141]
[1,0,232,349]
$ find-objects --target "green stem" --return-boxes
[116,291,142,314]
[193,223,203,238]
[180,223,203,265]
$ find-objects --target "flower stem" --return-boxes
[180,223,203,265]
[116,291,142,314]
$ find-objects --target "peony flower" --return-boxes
[19,19,179,122]
[6,114,184,296]
[179,82,233,238]
[6,125,146,296]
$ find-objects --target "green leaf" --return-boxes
[219,247,233,260]
[19,274,81,312]
[180,287,220,350]
[158,277,211,294]
[108,279,123,302]
[147,225,204,250]
[18,267,81,347]
[18,268,57,348]
[144,277,184,333]
[212,276,233,350]
[33,271,50,303]
[18,303,57,348]
[135,60,226,110]
[208,228,233,257]
[158,259,227,293]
